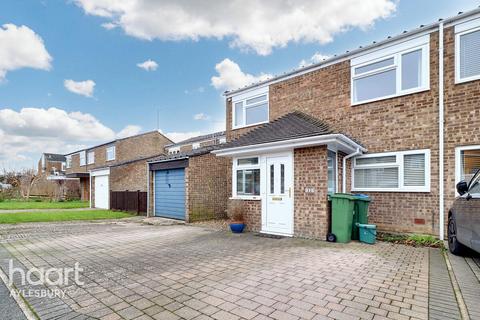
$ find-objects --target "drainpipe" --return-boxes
[146,163,150,218]
[439,22,445,240]
[89,172,92,208]
[343,148,362,193]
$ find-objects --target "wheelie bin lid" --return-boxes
[356,223,376,229]
[353,194,371,201]
[330,193,357,200]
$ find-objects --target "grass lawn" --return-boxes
[0,199,89,210]
[0,210,133,224]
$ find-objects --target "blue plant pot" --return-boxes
[230,223,245,233]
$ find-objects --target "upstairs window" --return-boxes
[66,156,72,169]
[455,19,480,83]
[351,35,429,104]
[87,151,95,165]
[79,151,86,166]
[232,88,269,129]
[192,143,200,150]
[353,149,430,192]
[106,146,116,161]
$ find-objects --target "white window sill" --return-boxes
[230,196,261,201]
[232,120,268,131]
[351,87,430,106]
[455,74,480,85]
[351,188,430,193]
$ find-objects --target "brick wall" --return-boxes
[293,146,330,239]
[185,154,229,222]
[110,161,148,192]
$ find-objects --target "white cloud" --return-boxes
[137,59,158,71]
[74,0,396,55]
[299,52,331,67]
[116,125,142,138]
[101,22,117,30]
[194,113,210,121]
[0,107,141,170]
[211,58,272,91]
[64,79,96,97]
[0,24,52,80]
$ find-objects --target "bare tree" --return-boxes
[18,169,40,200]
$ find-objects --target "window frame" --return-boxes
[455,24,480,84]
[106,145,116,161]
[351,40,430,105]
[352,149,430,192]
[79,151,86,167]
[87,151,95,165]
[455,145,480,195]
[232,156,262,200]
[232,91,269,130]
[66,155,72,169]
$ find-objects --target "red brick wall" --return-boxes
[294,146,329,239]
[185,154,229,222]
[110,161,148,192]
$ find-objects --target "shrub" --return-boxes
[227,200,245,223]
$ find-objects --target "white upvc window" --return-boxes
[61,162,66,171]
[106,145,116,161]
[455,18,480,83]
[168,147,180,154]
[192,142,200,150]
[455,145,480,192]
[87,151,95,165]
[232,87,269,129]
[351,35,429,105]
[65,156,72,169]
[233,157,261,199]
[79,151,86,166]
[352,149,430,192]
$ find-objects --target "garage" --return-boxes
[91,169,110,209]
[154,168,185,219]
[148,149,228,222]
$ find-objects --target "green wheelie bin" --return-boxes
[330,193,356,243]
[352,194,371,240]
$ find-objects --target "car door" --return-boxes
[467,171,480,252]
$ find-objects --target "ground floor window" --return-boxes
[353,149,430,192]
[456,146,480,185]
[327,150,337,194]
[234,157,261,198]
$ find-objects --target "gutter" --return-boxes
[439,22,445,240]
[343,148,362,193]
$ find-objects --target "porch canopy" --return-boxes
[213,111,366,157]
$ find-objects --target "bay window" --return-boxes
[353,150,430,192]
[351,35,429,104]
[234,157,260,197]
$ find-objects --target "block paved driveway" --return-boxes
[0,221,431,320]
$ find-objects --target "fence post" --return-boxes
[136,190,140,215]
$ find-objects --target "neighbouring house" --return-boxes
[65,130,172,210]
[213,8,480,240]
[147,132,228,222]
[32,153,80,199]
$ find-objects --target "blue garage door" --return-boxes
[154,169,186,220]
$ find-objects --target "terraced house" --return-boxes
[214,9,480,240]
[65,131,172,209]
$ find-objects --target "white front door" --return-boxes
[263,154,293,235]
[94,175,109,209]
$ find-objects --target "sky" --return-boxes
[0,0,479,170]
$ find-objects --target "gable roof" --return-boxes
[219,111,341,149]
[166,131,225,148]
[44,153,66,162]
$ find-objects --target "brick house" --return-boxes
[213,9,480,240]
[65,131,172,209]
[32,153,80,199]
[147,132,229,222]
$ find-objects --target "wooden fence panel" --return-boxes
[110,190,147,214]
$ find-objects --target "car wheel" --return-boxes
[448,216,465,255]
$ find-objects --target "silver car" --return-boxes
[448,169,480,255]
